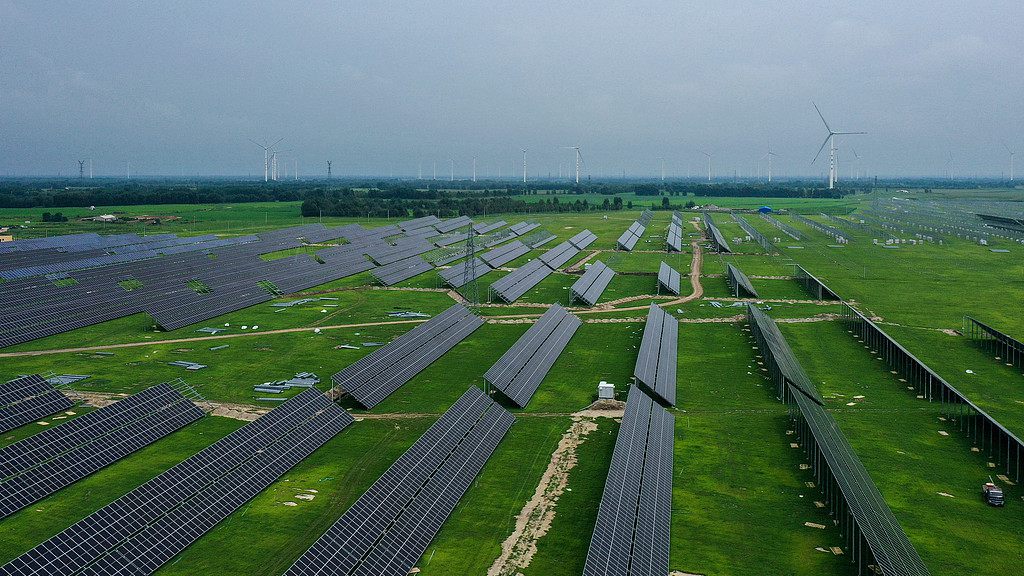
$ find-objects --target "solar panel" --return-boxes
[538,241,580,270]
[726,263,759,297]
[332,304,484,408]
[570,261,616,306]
[472,220,507,234]
[484,305,581,407]
[0,375,74,436]
[286,387,513,576]
[433,215,473,234]
[666,222,683,252]
[489,259,553,303]
[633,304,678,406]
[509,221,540,236]
[1,389,335,576]
[702,212,732,253]
[583,385,673,576]
[567,229,597,249]
[371,256,433,286]
[657,262,681,296]
[480,240,529,268]
[438,257,490,288]
[616,221,646,251]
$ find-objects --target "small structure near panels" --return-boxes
[657,261,681,296]
[633,304,678,406]
[726,263,759,297]
[570,261,615,306]
[484,304,581,407]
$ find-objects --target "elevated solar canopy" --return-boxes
[0,375,75,435]
[332,304,484,408]
[633,304,678,406]
[489,259,553,303]
[567,229,597,249]
[702,212,732,253]
[616,221,646,251]
[481,240,529,268]
[439,257,490,288]
[726,262,759,297]
[570,261,615,306]
[2,389,352,576]
[484,305,581,407]
[371,256,433,286]
[538,241,580,270]
[286,386,513,576]
[583,385,673,576]
[747,305,930,576]
[0,381,204,520]
[657,261,681,296]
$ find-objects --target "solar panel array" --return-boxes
[702,212,732,253]
[657,262,681,296]
[794,264,840,300]
[1,389,351,576]
[520,229,557,248]
[472,220,507,234]
[332,304,484,408]
[439,257,491,288]
[286,386,514,576]
[745,304,824,405]
[366,237,435,266]
[616,221,646,251]
[509,220,540,236]
[583,385,673,576]
[371,256,433,286]
[538,241,580,269]
[489,259,553,303]
[0,382,204,521]
[570,261,615,306]
[792,213,850,243]
[0,375,74,435]
[731,214,778,253]
[480,240,529,268]
[666,219,683,252]
[567,229,597,249]
[398,215,442,232]
[633,304,678,406]
[484,305,581,407]
[760,213,803,240]
[433,215,473,234]
[726,263,758,298]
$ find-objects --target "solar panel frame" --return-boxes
[570,261,616,306]
[657,262,681,296]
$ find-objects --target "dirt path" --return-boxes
[487,400,625,576]
[0,319,429,358]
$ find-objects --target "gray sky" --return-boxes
[2,1,1022,179]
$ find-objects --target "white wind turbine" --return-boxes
[521,148,528,183]
[700,150,713,182]
[249,138,283,182]
[761,141,779,183]
[811,103,865,190]
[1003,141,1016,181]
[562,146,582,184]
[658,157,666,181]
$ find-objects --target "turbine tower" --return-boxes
[78,160,85,179]
[521,148,528,183]
[659,157,665,181]
[811,103,866,190]
[249,138,283,182]
[327,160,332,178]
[472,156,477,182]
[761,142,778,183]
[851,148,863,180]
[1003,142,1016,181]
[700,151,713,182]
[562,146,582,184]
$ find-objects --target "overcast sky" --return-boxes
[2,1,1022,179]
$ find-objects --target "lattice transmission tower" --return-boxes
[462,227,479,306]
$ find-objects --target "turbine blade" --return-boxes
[811,134,830,164]
[812,102,832,133]
[248,138,266,150]
[835,131,867,135]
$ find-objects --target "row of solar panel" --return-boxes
[484,304,582,406]
[570,261,615,306]
[1,388,351,576]
[488,229,597,303]
[702,212,733,253]
[633,303,678,406]
[583,385,674,576]
[286,386,513,576]
[616,220,647,251]
[0,382,203,521]
[666,221,683,252]
[332,304,484,408]
[0,375,75,435]
[731,214,778,253]
[726,263,759,297]
[657,261,681,296]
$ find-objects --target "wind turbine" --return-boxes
[249,138,283,182]
[700,151,712,182]
[562,146,582,184]
[850,147,863,180]
[658,157,666,181]
[761,141,779,183]
[472,156,477,182]
[521,149,528,183]
[811,103,865,190]
[1003,141,1015,181]
[944,151,953,180]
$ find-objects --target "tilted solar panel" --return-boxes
[657,261,681,296]
[570,261,616,306]
[633,303,678,406]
